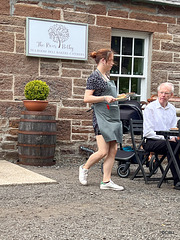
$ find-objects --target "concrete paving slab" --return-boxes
[0,160,57,186]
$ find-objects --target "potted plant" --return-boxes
[23,80,50,111]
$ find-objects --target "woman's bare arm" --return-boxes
[84,89,116,104]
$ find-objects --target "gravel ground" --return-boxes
[0,161,180,240]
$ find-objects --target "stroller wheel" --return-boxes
[149,155,158,174]
[117,164,130,178]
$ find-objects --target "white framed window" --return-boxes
[110,29,151,101]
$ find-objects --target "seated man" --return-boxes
[143,82,180,190]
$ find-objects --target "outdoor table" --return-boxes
[155,130,180,188]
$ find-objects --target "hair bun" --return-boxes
[90,51,97,58]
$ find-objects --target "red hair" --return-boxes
[90,49,113,64]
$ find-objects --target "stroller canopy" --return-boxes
[118,100,143,134]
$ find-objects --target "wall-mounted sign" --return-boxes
[26,17,88,61]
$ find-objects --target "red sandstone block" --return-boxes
[122,3,156,13]
[161,42,180,52]
[89,134,96,142]
[16,33,25,41]
[62,62,92,70]
[152,39,160,50]
[9,129,18,136]
[56,120,71,141]
[4,151,19,161]
[82,120,92,126]
[0,25,24,34]
[0,32,14,52]
[0,15,25,27]
[1,0,10,15]
[6,136,18,141]
[72,126,94,134]
[174,37,180,43]
[130,12,175,24]
[58,108,90,120]
[158,5,180,17]
[152,51,173,62]
[0,102,23,118]
[0,91,13,100]
[88,4,106,15]
[62,99,86,108]
[1,143,16,150]
[40,62,59,76]
[174,58,180,63]
[82,70,94,78]
[14,3,60,20]
[74,78,87,87]
[88,41,111,56]
[152,62,180,72]
[0,119,8,127]
[72,134,88,141]
[9,119,20,128]
[97,16,167,33]
[64,11,95,24]
[73,87,85,96]
[151,70,168,83]
[42,2,73,10]
[88,26,111,42]
[62,69,81,78]
[108,9,128,18]
[153,33,172,41]
[72,120,81,126]
[16,40,25,54]
[0,75,13,90]
[73,95,84,100]
[0,52,39,75]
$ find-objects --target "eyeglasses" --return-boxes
[159,92,171,95]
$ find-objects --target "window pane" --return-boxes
[119,77,129,94]
[131,78,141,101]
[121,57,132,75]
[111,56,120,74]
[134,39,144,56]
[122,37,132,55]
[111,36,121,54]
[133,58,144,75]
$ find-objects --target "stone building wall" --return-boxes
[0,0,180,164]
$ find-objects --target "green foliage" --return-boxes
[24,80,50,100]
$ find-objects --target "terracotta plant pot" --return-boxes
[23,100,48,111]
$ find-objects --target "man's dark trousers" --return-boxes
[143,139,180,185]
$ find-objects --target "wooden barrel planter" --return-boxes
[18,111,57,166]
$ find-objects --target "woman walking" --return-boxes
[79,49,124,191]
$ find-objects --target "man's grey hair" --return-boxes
[157,82,174,93]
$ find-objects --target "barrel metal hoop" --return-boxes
[20,119,57,123]
[18,154,54,159]
[18,143,56,147]
[18,131,57,135]
[21,111,55,116]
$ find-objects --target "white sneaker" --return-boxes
[100,180,124,191]
[79,165,88,185]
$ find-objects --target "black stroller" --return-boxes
[80,100,155,178]
[114,100,143,177]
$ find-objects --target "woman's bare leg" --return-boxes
[83,135,109,169]
[103,141,117,182]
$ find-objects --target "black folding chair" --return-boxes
[130,119,167,184]
[156,120,180,188]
